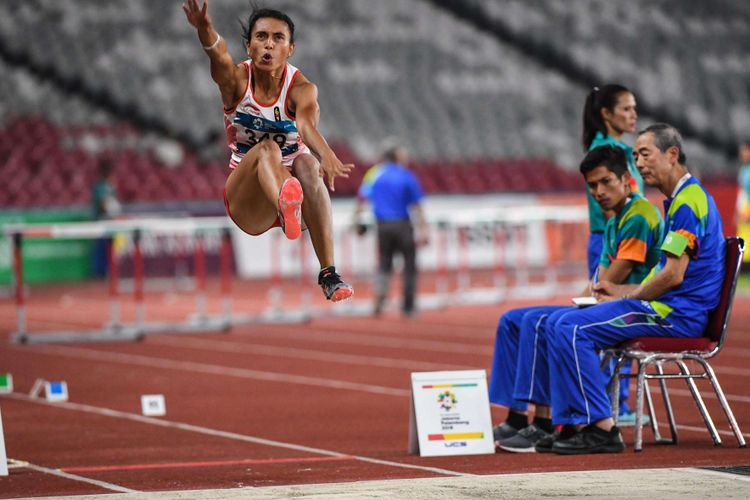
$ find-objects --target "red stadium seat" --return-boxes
[604,237,746,452]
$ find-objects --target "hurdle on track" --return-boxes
[320,204,589,315]
[229,231,313,325]
[4,216,309,344]
[4,205,589,343]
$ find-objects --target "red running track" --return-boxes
[0,281,749,497]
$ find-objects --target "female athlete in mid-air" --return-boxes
[183,0,353,301]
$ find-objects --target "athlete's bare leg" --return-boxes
[225,140,291,235]
[293,154,334,268]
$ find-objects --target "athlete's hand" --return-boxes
[182,0,211,30]
[320,153,354,192]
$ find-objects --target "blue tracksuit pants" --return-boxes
[549,299,706,425]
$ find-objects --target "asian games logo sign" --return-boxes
[437,390,457,411]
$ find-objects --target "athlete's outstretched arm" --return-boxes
[292,81,354,192]
[183,0,243,108]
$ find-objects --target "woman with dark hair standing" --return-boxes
[581,84,645,426]
[582,84,644,278]
[183,0,353,302]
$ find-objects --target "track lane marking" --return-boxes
[148,335,472,371]
[20,460,138,493]
[1,393,473,478]
[62,455,357,473]
[11,344,750,407]
[16,344,411,397]
[233,327,492,355]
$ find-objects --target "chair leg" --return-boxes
[654,361,677,444]
[695,358,747,448]
[676,360,722,446]
[643,376,665,442]
[634,360,648,452]
[609,354,625,425]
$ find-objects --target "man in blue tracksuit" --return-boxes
[544,123,725,454]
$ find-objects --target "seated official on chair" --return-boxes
[539,123,725,455]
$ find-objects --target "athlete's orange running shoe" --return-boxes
[278,177,303,240]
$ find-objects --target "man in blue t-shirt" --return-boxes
[543,123,725,455]
[353,143,429,316]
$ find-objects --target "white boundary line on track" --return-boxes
[713,365,750,378]
[22,460,139,493]
[236,327,492,355]
[148,335,473,371]
[1,393,473,478]
[651,386,750,405]
[19,344,411,397]
[314,319,500,340]
[13,344,750,412]
[153,333,750,383]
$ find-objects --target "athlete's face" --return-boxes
[585,165,631,213]
[601,92,637,136]
[634,132,678,189]
[247,17,294,69]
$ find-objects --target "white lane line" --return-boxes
[148,336,472,371]
[18,344,411,398]
[316,320,497,340]
[235,327,492,355]
[2,393,472,478]
[17,344,750,408]
[654,386,750,405]
[672,423,750,439]
[722,347,750,357]
[713,365,750,377]
[22,460,138,493]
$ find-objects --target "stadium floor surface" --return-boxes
[1,279,749,498]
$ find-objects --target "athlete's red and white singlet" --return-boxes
[224,61,310,169]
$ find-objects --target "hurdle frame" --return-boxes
[4,204,590,343]
[4,216,310,344]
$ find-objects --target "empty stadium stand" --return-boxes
[0,0,745,208]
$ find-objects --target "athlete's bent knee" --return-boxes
[293,155,320,185]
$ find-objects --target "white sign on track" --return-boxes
[141,394,167,417]
[408,370,494,457]
[0,406,8,476]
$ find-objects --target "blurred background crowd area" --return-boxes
[0,0,748,211]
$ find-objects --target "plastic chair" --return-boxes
[605,237,746,452]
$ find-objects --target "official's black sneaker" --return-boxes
[551,424,625,455]
[493,422,519,447]
[318,266,354,302]
[498,424,552,453]
[535,424,577,453]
